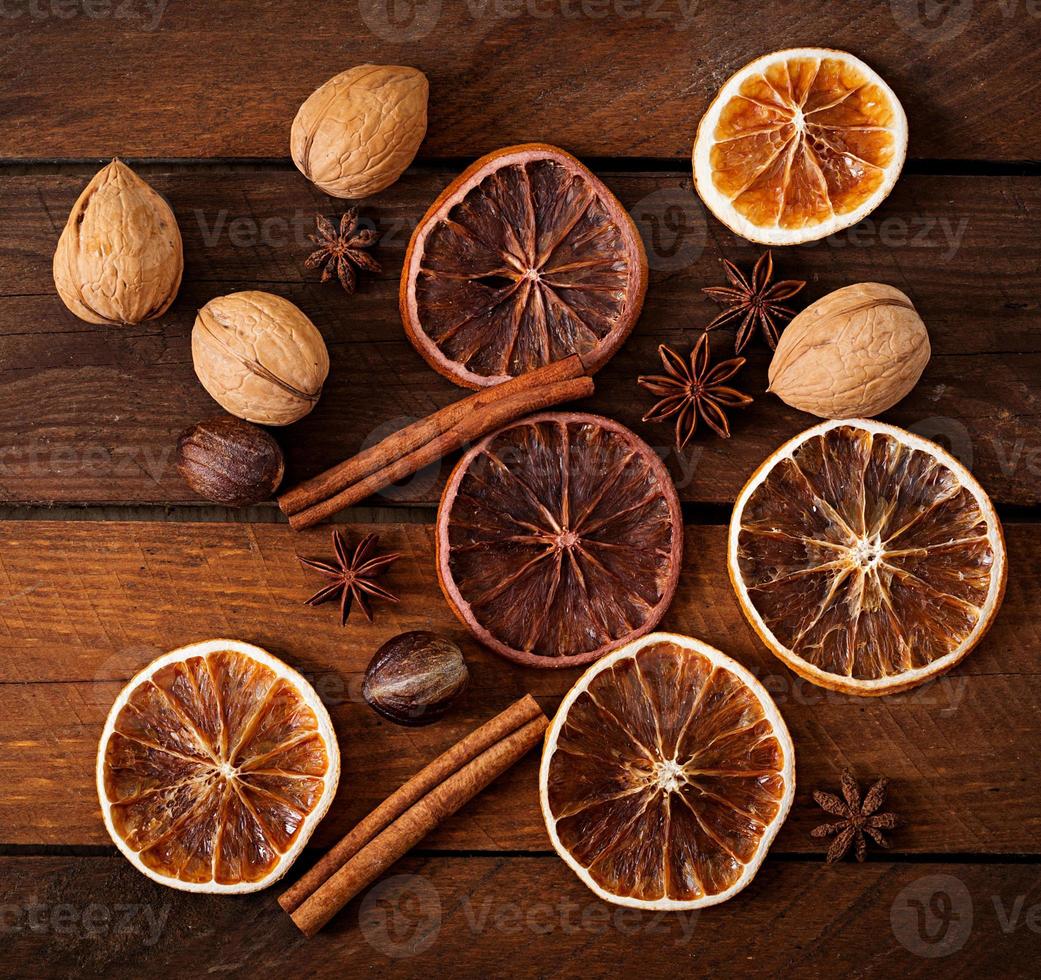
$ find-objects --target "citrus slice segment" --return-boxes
[693,49,907,245]
[401,143,648,388]
[540,632,795,909]
[97,639,340,893]
[729,419,1007,695]
[436,412,682,668]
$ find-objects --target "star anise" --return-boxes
[811,768,899,862]
[305,210,382,294]
[299,530,399,626]
[637,331,752,447]
[703,251,805,353]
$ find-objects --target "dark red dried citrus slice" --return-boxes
[436,412,682,667]
[540,632,795,909]
[729,419,1007,694]
[400,143,648,388]
[96,639,339,892]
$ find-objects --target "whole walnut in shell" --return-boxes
[291,65,428,199]
[768,283,930,419]
[53,159,183,325]
[192,291,329,426]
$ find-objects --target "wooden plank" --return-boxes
[1,520,1038,853]
[3,170,1040,507]
[2,854,1040,977]
[1,3,1040,160]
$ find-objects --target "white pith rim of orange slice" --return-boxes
[728,419,1007,696]
[96,638,340,894]
[692,48,908,245]
[539,631,795,910]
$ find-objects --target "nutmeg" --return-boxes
[53,159,183,326]
[768,283,930,419]
[191,291,329,426]
[290,65,428,199]
[177,416,285,506]
[362,631,469,727]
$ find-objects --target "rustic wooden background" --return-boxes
[2,2,1040,976]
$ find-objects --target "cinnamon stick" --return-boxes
[278,693,544,916]
[278,355,593,530]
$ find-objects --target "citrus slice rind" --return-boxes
[539,632,795,910]
[693,48,908,245]
[436,412,683,668]
[96,639,340,893]
[401,143,648,388]
[728,419,1007,695]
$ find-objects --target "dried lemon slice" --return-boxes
[693,49,907,244]
[729,420,1006,694]
[97,639,339,893]
[540,632,795,909]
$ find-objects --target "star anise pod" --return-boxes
[811,768,899,862]
[305,209,381,294]
[637,331,752,447]
[299,530,399,626]
[703,250,805,353]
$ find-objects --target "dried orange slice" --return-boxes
[96,639,339,892]
[540,632,795,909]
[436,412,682,668]
[401,143,648,388]
[693,49,907,244]
[729,420,1007,695]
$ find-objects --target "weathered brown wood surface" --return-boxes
[3,170,1040,508]
[4,2,1041,976]
[2,1,1040,160]
[3,521,1039,856]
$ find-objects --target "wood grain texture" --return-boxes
[1,2,1040,160]
[3,855,1040,977]
[4,169,1040,507]
[2,521,1037,853]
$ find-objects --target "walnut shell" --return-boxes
[191,291,329,426]
[290,65,428,199]
[52,159,183,326]
[177,416,285,506]
[767,283,930,419]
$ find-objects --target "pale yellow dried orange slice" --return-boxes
[693,49,907,244]
[729,420,1006,695]
[540,632,795,909]
[97,639,339,893]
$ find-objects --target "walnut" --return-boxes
[191,291,330,426]
[768,283,930,419]
[290,65,428,199]
[52,159,183,325]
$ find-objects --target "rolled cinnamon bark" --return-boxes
[278,355,593,529]
[279,693,544,916]
[288,714,547,937]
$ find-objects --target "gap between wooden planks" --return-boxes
[2,855,1040,977]
[2,170,1040,507]
[0,520,1038,854]
[1,1,1039,160]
